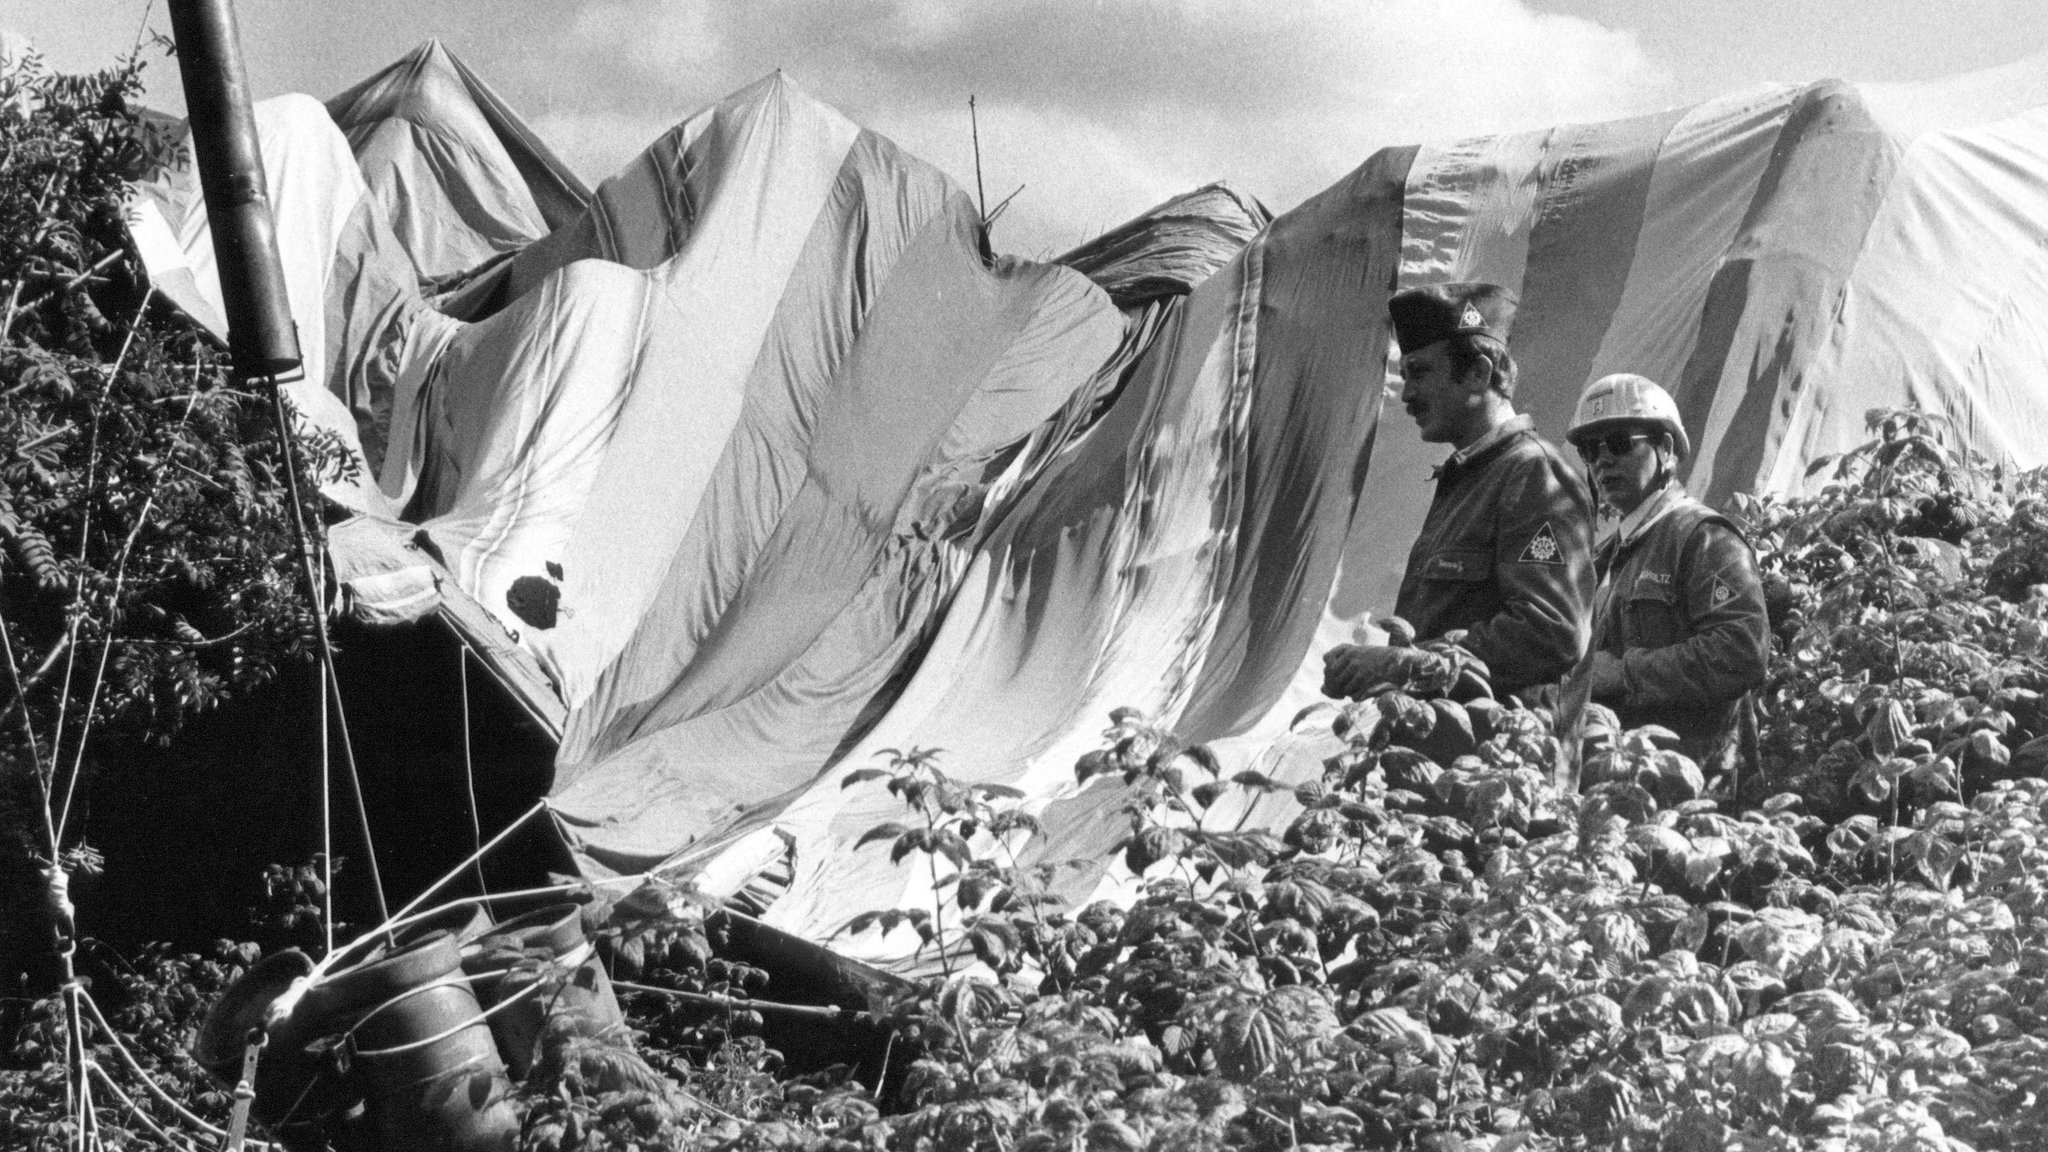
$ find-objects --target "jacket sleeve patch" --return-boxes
[1517,521,1566,566]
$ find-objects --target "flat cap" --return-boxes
[1388,282,1517,351]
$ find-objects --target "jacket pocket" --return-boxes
[1419,549,1491,582]
[1623,579,1685,649]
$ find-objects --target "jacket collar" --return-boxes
[1432,413,1531,480]
[1614,479,1688,548]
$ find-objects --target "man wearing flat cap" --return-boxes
[1323,282,1596,702]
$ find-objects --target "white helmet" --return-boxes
[1568,373,1690,458]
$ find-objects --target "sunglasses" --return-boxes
[1575,432,1652,463]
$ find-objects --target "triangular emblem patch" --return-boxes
[1519,522,1564,565]
[1712,579,1734,606]
[1460,303,1486,329]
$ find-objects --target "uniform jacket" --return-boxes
[1395,419,1596,696]
[1586,490,1770,763]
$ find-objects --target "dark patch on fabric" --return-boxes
[506,575,561,630]
[409,528,448,567]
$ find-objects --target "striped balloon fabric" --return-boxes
[127,44,2048,964]
[1336,65,2048,620]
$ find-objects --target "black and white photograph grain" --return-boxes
[4,3,2048,1148]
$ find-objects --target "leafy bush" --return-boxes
[524,405,2048,1152]
[0,941,259,1149]
[0,48,345,742]
[0,44,342,970]
[0,43,345,1152]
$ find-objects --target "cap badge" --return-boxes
[1460,304,1486,329]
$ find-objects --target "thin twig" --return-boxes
[0,603,60,868]
[459,647,490,897]
[672,1083,746,1126]
[323,660,392,931]
[76,991,237,1140]
[4,629,72,707]
[0,172,60,342]
[873,1028,896,1101]
[983,183,1026,228]
[46,287,151,818]
[13,249,125,314]
[0,278,23,345]
[0,604,46,777]
[969,95,987,223]
[167,457,223,490]
[129,0,159,60]
[55,322,179,842]
[151,388,265,403]
[13,423,77,455]
[83,1061,207,1152]
[613,980,851,1023]
[112,619,256,648]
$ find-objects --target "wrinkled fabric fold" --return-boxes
[123,46,2048,965]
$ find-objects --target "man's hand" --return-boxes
[1321,644,1451,700]
[1587,649,1628,701]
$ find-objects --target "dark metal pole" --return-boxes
[165,0,302,379]
[165,0,396,938]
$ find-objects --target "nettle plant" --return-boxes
[795,438,2048,1151]
[1738,406,2048,824]
[839,747,1064,978]
[820,698,2048,1149]
[1078,707,1289,885]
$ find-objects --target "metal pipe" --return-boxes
[166,0,302,380]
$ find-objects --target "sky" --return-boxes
[9,0,2048,256]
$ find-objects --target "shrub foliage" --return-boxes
[0,45,340,919]
[0,45,337,1149]
[518,420,2048,1152]
[7,43,2048,1152]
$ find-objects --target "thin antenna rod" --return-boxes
[969,94,988,223]
[984,183,1026,228]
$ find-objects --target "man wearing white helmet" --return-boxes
[1564,373,1769,772]
[1323,283,1595,702]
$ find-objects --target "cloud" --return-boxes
[10,0,1676,253]
[540,0,1675,254]
[567,0,725,75]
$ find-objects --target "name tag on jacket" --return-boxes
[1422,550,1490,581]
